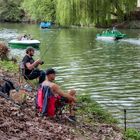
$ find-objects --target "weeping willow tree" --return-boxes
[56,0,95,26]
[55,0,137,26]
[21,0,137,26]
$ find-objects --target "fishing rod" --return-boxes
[40,30,60,60]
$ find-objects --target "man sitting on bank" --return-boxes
[22,47,46,84]
[36,68,77,122]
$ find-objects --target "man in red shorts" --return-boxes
[36,68,77,121]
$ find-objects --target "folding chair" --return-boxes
[18,62,38,91]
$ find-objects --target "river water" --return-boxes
[0,23,140,129]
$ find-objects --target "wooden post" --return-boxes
[124,109,127,131]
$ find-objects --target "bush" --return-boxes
[0,42,9,60]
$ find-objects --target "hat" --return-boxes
[46,68,56,75]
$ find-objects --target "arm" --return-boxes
[52,84,76,102]
[25,59,41,70]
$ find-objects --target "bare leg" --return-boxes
[69,103,75,116]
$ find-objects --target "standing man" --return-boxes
[22,47,46,84]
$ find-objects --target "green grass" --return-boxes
[124,128,140,140]
[77,95,118,124]
[0,60,18,72]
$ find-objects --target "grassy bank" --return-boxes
[0,60,18,72]
[1,60,140,139]
[77,95,117,124]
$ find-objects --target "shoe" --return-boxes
[38,113,45,118]
[67,116,76,122]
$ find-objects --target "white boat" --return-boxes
[96,36,116,41]
[8,39,40,49]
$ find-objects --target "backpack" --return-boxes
[0,79,15,96]
[36,85,56,117]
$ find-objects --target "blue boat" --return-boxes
[40,22,52,29]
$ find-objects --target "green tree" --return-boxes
[21,0,137,26]
[55,0,137,26]
[0,0,24,22]
[22,0,56,21]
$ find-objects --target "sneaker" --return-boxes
[38,113,45,118]
[67,116,76,122]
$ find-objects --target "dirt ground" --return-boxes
[0,69,123,140]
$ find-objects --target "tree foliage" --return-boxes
[22,0,55,21]
[55,0,137,26]
[0,0,24,22]
[0,0,137,26]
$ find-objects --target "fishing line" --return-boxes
[40,30,60,60]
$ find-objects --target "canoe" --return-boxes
[96,29,127,41]
[8,39,40,49]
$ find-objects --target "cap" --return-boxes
[46,68,56,75]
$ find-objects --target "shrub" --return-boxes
[0,42,9,60]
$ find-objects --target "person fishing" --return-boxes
[36,68,77,122]
[22,47,46,84]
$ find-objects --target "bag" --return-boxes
[36,86,56,117]
[37,87,44,112]
[0,79,15,96]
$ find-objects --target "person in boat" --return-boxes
[40,22,45,29]
[103,29,111,35]
[22,34,28,40]
[112,26,117,34]
[22,47,46,84]
[27,34,32,40]
[112,26,116,31]
[36,68,77,122]
[18,34,32,41]
[106,29,110,33]
[112,26,121,35]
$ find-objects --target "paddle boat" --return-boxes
[8,39,40,49]
[96,28,127,41]
[40,22,52,29]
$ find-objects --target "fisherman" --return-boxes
[36,68,77,122]
[22,47,46,84]
[21,34,28,40]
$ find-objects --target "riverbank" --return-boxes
[0,60,125,140]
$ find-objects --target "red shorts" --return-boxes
[47,96,56,117]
